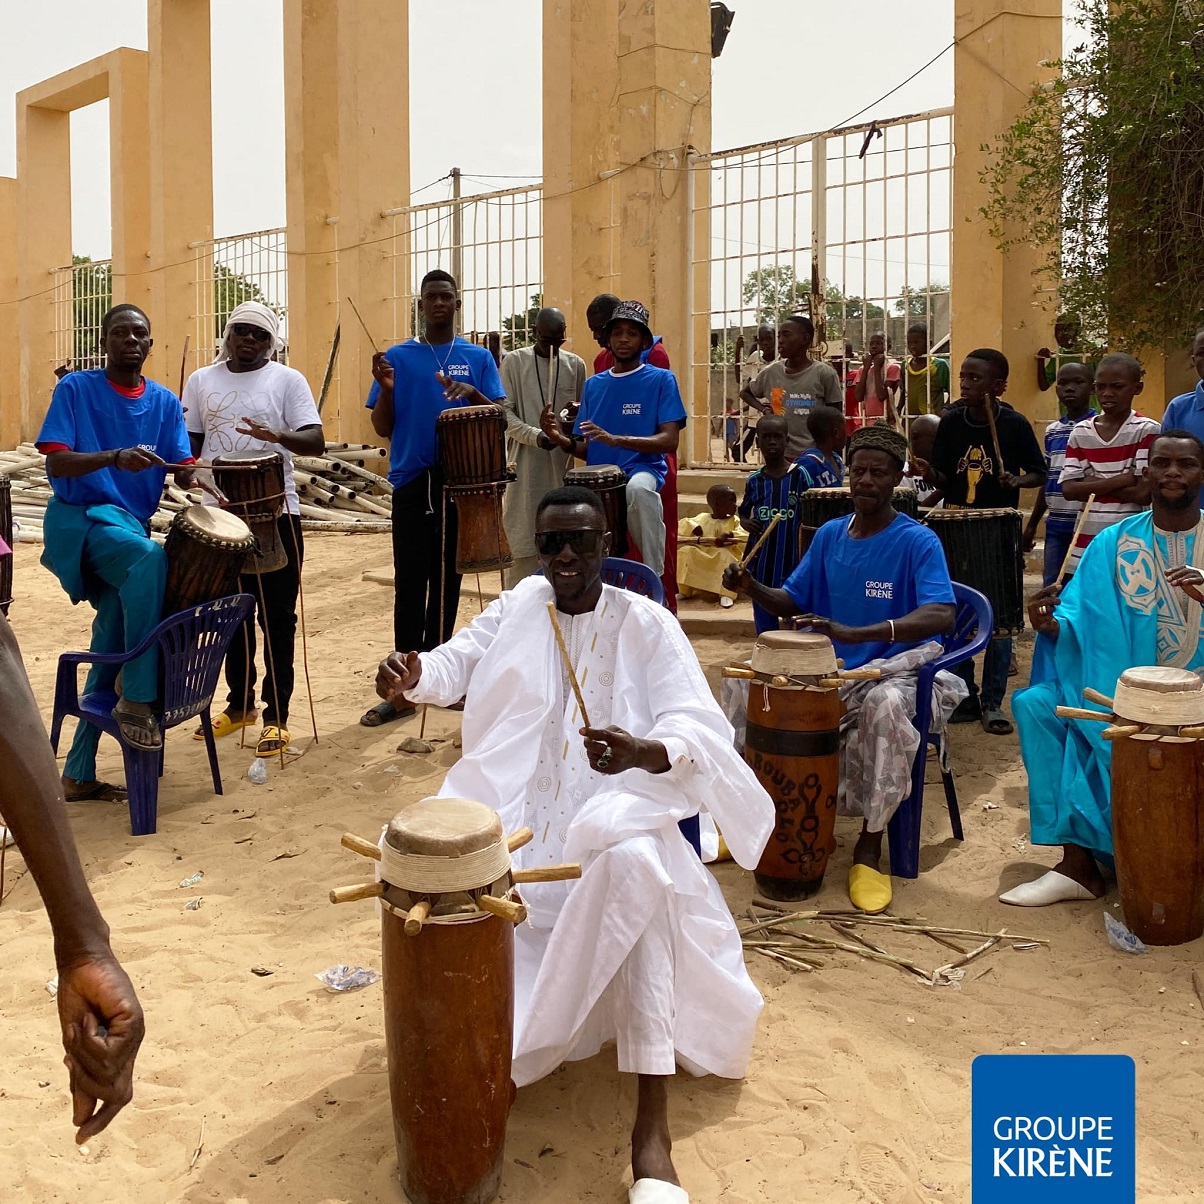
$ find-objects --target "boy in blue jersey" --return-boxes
[363,269,505,726]
[737,414,808,634]
[725,426,963,912]
[36,304,195,797]
[796,405,846,487]
[544,300,686,577]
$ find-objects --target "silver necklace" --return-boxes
[420,334,456,375]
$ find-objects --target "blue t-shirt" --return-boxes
[574,363,687,488]
[1162,382,1204,445]
[36,369,191,523]
[782,512,955,669]
[366,337,505,488]
[738,465,807,590]
[797,447,844,488]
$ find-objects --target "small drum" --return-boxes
[742,631,843,900]
[380,798,517,1204]
[1110,666,1204,946]
[212,450,288,574]
[437,405,513,573]
[924,508,1024,634]
[0,475,12,615]
[161,505,256,617]
[565,464,629,557]
[798,486,919,557]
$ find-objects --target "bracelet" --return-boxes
[112,448,122,468]
[887,619,896,641]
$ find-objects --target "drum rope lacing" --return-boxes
[380,839,512,893]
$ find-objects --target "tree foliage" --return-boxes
[741,265,809,322]
[212,263,278,340]
[980,0,1204,350]
[502,291,543,351]
[71,255,112,369]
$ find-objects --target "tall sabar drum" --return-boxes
[924,508,1024,633]
[161,505,256,617]
[0,474,12,615]
[1109,667,1204,946]
[799,486,918,558]
[437,405,513,574]
[564,464,629,557]
[742,632,843,900]
[211,450,288,573]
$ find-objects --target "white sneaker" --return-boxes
[720,596,734,609]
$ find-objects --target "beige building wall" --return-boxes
[0,179,17,449]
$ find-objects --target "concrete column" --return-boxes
[108,49,152,318]
[147,0,213,392]
[0,179,18,448]
[330,0,410,443]
[951,0,1060,423]
[284,0,342,413]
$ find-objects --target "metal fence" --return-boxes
[384,183,543,352]
[52,258,113,374]
[689,107,954,462]
[191,227,290,370]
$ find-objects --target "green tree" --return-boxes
[213,263,279,341]
[71,255,112,369]
[824,282,885,347]
[501,291,543,351]
[894,283,949,318]
[981,0,1204,349]
[741,265,808,322]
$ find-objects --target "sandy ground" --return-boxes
[1,533,1202,1204]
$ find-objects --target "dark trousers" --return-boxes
[226,515,303,727]
[392,469,461,652]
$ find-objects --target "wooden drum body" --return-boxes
[798,486,918,558]
[162,505,256,617]
[437,405,512,574]
[564,464,629,557]
[0,474,11,615]
[1110,666,1204,946]
[212,450,288,574]
[742,632,843,900]
[925,507,1024,634]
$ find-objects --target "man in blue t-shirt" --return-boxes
[543,300,686,576]
[363,269,505,727]
[1161,327,1204,443]
[724,425,962,914]
[36,303,195,798]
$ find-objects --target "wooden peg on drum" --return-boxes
[330,881,385,904]
[341,831,383,860]
[1082,686,1115,709]
[1101,724,1142,741]
[1054,705,1113,723]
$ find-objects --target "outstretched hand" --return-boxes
[376,651,422,704]
[1167,565,1204,605]
[56,954,144,1144]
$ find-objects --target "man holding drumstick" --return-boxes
[376,486,773,1204]
[1007,431,1204,906]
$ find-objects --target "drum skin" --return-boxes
[1111,735,1204,945]
[382,908,515,1204]
[743,683,843,900]
[565,466,629,558]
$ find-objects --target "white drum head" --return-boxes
[750,630,838,678]
[178,504,253,544]
[1114,666,1204,726]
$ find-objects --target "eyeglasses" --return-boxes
[232,323,273,343]
[534,529,606,556]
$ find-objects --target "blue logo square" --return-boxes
[972,1055,1134,1202]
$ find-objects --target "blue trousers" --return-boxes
[1042,525,1075,588]
[64,525,166,782]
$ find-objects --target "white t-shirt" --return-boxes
[183,361,322,515]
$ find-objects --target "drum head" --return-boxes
[176,504,253,543]
[386,797,505,858]
[436,404,505,425]
[213,449,283,468]
[751,630,838,678]
[565,466,627,488]
[1114,666,1204,726]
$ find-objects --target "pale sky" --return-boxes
[0,0,956,260]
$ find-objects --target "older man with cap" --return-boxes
[501,307,585,586]
[724,425,966,912]
[184,300,324,757]
[543,301,686,578]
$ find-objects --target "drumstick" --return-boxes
[986,398,1005,477]
[1055,497,1094,584]
[345,296,382,355]
[546,602,591,728]
[507,827,534,853]
[738,514,782,572]
[329,882,385,904]
[511,863,582,883]
[341,832,382,861]
[178,334,190,400]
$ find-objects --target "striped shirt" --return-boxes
[1059,410,1159,568]
[1043,409,1096,533]
[738,465,808,589]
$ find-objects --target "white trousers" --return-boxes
[611,888,677,1075]
[627,471,666,576]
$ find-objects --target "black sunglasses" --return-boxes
[535,529,606,556]
[232,323,273,343]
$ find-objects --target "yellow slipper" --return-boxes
[194,711,258,741]
[848,864,893,914]
[255,726,291,757]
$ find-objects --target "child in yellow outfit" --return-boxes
[677,483,746,608]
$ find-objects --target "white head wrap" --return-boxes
[215,300,283,364]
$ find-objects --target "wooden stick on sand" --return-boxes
[738,513,782,572]
[345,296,382,355]
[546,602,591,728]
[1055,497,1094,584]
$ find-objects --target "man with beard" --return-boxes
[1005,432,1204,906]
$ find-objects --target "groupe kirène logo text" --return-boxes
[972,1054,1135,1202]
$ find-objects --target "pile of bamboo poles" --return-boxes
[0,441,394,543]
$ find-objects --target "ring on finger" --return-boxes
[598,749,614,770]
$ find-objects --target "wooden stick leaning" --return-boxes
[546,601,591,728]
[178,334,190,400]
[1055,497,1094,584]
[345,296,382,355]
[738,513,782,572]
[986,398,1006,477]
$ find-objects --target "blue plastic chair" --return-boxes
[49,594,256,836]
[885,582,994,879]
[600,557,666,606]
